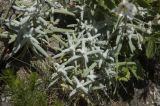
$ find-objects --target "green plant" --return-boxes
[1,70,48,106]
[52,98,65,106]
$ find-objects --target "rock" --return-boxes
[0,102,13,106]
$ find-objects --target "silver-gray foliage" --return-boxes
[49,1,148,102]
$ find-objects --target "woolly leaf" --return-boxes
[146,38,156,59]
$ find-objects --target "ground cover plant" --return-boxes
[0,0,160,106]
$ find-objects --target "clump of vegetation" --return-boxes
[0,0,160,105]
[0,70,47,106]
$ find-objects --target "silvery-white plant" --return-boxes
[0,0,155,104]
[49,0,152,102]
[0,0,75,59]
